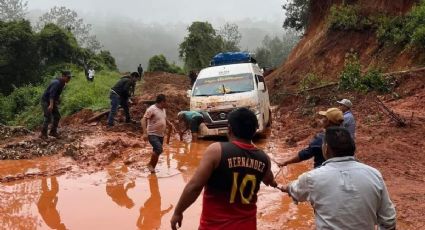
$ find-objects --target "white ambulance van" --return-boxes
[188,52,271,137]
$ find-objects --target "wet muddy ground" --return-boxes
[2,72,424,229]
[0,129,315,230]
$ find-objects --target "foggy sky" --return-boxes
[28,0,284,24]
[27,0,287,71]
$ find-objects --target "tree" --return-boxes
[36,6,102,52]
[38,23,80,66]
[148,54,183,74]
[179,21,224,70]
[97,50,117,71]
[283,0,311,31]
[254,31,299,68]
[0,20,40,95]
[218,23,242,52]
[0,0,27,21]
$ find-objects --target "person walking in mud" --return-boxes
[137,174,173,229]
[171,108,279,230]
[280,127,396,229]
[40,70,72,139]
[279,108,344,168]
[107,72,140,127]
[337,98,356,139]
[142,94,175,173]
[177,111,205,141]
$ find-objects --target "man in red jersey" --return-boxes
[171,108,278,230]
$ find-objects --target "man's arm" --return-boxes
[141,115,149,141]
[170,143,221,230]
[377,180,396,230]
[167,119,176,132]
[48,82,60,111]
[280,136,322,167]
[279,155,301,167]
[281,172,312,203]
[262,156,278,187]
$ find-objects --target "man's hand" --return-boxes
[142,134,148,141]
[278,161,289,168]
[48,104,54,112]
[279,184,289,193]
[170,213,183,230]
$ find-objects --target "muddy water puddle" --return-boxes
[0,138,314,229]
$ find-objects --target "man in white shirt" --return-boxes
[141,94,175,173]
[280,127,396,230]
[88,68,95,82]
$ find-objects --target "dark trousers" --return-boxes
[107,92,131,126]
[41,100,60,135]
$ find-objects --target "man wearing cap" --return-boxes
[337,99,356,139]
[107,72,140,127]
[279,108,344,168]
[40,70,73,139]
[177,111,204,141]
[280,127,396,230]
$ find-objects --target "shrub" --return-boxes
[362,68,391,93]
[339,53,390,93]
[299,73,325,91]
[339,53,364,91]
[328,4,362,30]
[148,54,184,74]
[376,16,409,46]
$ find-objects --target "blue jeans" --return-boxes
[148,135,164,155]
[107,92,131,126]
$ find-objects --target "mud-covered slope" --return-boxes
[267,0,419,92]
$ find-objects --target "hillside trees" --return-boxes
[0,0,27,21]
[179,21,224,70]
[218,23,242,52]
[36,6,102,52]
[283,0,311,31]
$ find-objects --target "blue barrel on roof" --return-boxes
[211,52,256,66]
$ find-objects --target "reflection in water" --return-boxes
[37,177,66,230]
[137,174,173,230]
[106,165,135,209]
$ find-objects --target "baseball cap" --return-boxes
[318,108,344,124]
[61,70,73,77]
[337,99,353,108]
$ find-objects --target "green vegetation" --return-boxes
[377,1,425,48]
[0,2,119,129]
[147,54,184,74]
[328,4,372,31]
[0,68,120,129]
[179,22,225,70]
[327,1,425,49]
[299,73,326,91]
[339,53,390,93]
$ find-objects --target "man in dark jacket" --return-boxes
[107,72,140,127]
[40,70,72,139]
[137,64,144,79]
[279,108,344,168]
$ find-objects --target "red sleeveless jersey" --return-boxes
[199,141,270,230]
